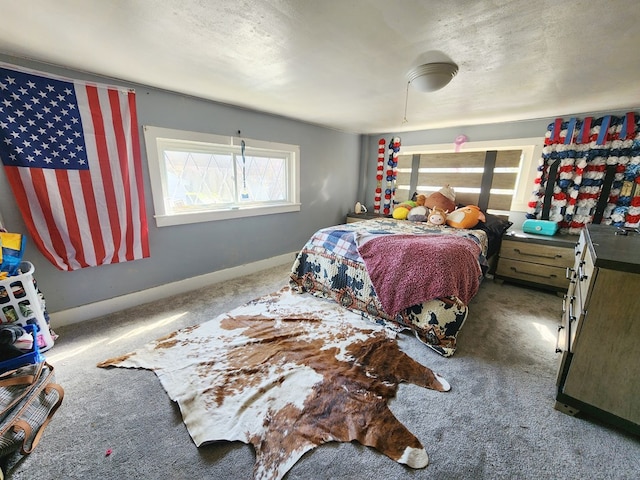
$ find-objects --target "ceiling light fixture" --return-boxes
[406,62,458,92]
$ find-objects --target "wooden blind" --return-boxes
[395,150,521,211]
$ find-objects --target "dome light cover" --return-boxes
[407,62,458,92]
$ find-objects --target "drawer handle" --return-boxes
[555,325,565,353]
[509,267,557,279]
[577,263,588,281]
[513,248,562,260]
[565,267,575,280]
[562,295,575,313]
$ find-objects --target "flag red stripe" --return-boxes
[55,169,89,268]
[86,85,122,264]
[30,169,69,268]
[108,89,135,261]
[4,168,62,269]
[78,169,107,266]
[128,91,150,258]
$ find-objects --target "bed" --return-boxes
[289,215,510,357]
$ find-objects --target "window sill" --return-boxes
[154,203,301,227]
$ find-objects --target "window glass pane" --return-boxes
[163,150,234,213]
[237,154,287,203]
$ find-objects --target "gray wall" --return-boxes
[2,53,636,316]
[0,55,361,313]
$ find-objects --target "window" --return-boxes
[396,138,542,213]
[143,126,300,227]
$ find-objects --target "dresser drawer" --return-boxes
[496,258,570,289]
[499,239,574,268]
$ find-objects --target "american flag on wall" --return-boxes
[0,63,149,271]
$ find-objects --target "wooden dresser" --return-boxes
[495,229,576,292]
[555,224,640,435]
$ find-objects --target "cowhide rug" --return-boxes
[98,286,450,480]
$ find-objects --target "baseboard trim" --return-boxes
[49,252,296,328]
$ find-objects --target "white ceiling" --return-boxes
[1,0,640,134]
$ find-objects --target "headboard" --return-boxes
[395,149,521,213]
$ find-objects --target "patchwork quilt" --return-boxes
[290,218,488,356]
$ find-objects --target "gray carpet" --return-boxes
[6,263,639,479]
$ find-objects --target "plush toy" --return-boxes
[392,200,417,220]
[446,205,485,229]
[422,185,456,213]
[407,205,428,222]
[426,207,448,226]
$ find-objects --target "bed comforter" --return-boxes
[289,218,488,356]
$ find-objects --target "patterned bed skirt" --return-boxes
[289,246,468,357]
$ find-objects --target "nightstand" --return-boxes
[494,228,577,292]
[345,212,389,223]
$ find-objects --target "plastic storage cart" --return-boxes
[0,262,54,352]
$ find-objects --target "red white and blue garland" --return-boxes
[373,137,401,215]
[373,139,386,214]
[383,137,401,215]
[527,113,640,233]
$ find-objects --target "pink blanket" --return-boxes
[356,233,482,316]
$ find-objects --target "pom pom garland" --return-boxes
[382,136,401,215]
[527,114,640,232]
[373,139,385,213]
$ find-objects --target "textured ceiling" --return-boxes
[1,0,639,134]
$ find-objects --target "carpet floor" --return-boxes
[5,263,639,479]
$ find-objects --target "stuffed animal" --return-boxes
[446,205,485,229]
[392,200,417,220]
[422,185,456,213]
[407,205,428,222]
[426,207,448,226]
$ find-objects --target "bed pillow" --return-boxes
[474,213,513,258]
[476,212,513,237]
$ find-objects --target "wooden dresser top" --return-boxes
[586,224,640,274]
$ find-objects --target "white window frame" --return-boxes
[143,126,300,227]
[400,137,542,213]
